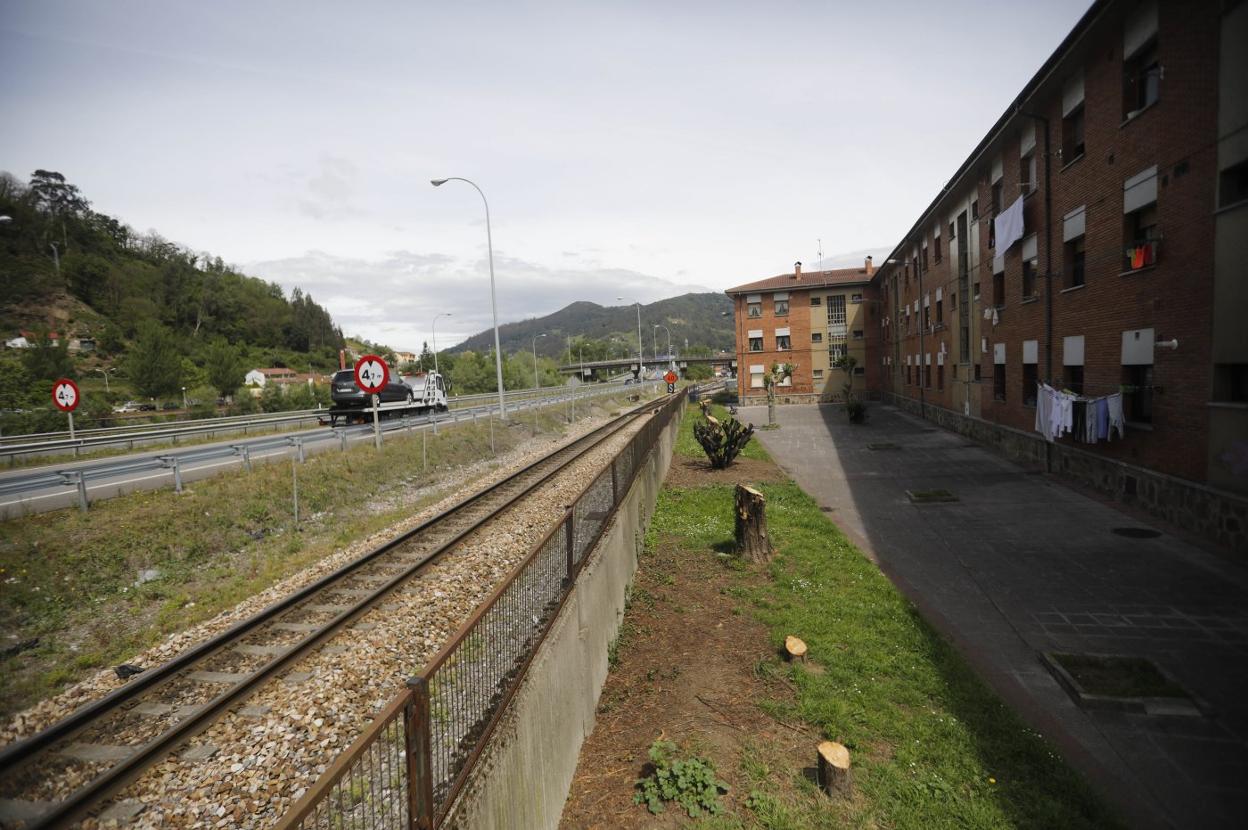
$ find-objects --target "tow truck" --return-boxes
[322,369,450,427]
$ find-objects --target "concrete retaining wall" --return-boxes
[884,392,1248,555]
[442,404,682,829]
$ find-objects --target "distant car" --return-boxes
[113,402,139,413]
[330,368,413,408]
[138,402,157,411]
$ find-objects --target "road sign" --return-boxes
[664,370,678,385]
[354,354,389,394]
[52,378,79,412]
[666,383,676,394]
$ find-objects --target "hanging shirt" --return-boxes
[1096,398,1110,441]
[1107,393,1126,439]
[1035,383,1050,440]
[993,194,1026,252]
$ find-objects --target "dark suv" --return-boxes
[330,368,414,407]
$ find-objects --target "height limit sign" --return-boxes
[354,354,389,450]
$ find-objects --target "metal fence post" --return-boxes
[564,510,576,580]
[233,444,252,472]
[288,436,305,463]
[337,430,348,452]
[406,677,435,830]
[59,471,88,512]
[159,456,183,493]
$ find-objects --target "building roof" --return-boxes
[726,266,871,295]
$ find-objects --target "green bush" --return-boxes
[634,739,727,818]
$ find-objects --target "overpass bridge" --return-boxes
[558,353,736,381]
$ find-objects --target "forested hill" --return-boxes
[450,292,735,359]
[0,170,343,356]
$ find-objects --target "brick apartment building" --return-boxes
[726,260,880,405]
[870,0,1246,546]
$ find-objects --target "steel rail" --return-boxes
[0,393,668,828]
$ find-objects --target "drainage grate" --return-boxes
[866,442,900,451]
[1112,527,1161,539]
[906,489,958,504]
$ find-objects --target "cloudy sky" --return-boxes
[2,0,1091,351]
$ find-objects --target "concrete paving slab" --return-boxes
[745,403,1248,830]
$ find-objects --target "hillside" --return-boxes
[449,293,734,360]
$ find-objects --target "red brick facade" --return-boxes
[876,0,1241,491]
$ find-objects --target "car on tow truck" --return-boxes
[330,368,413,407]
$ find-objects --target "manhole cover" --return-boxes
[1112,527,1161,539]
[866,442,900,451]
[1042,652,1202,717]
[906,489,958,504]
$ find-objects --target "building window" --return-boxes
[1124,204,1159,271]
[850,293,862,304]
[1064,365,1084,395]
[751,374,764,389]
[991,180,1003,216]
[1066,236,1086,287]
[1219,159,1248,208]
[1213,364,1248,402]
[974,363,982,382]
[776,334,791,351]
[827,294,847,335]
[937,365,944,390]
[811,332,823,344]
[1021,152,1036,196]
[1023,363,1038,406]
[1022,252,1038,299]
[949,221,956,239]
[813,368,824,380]
[922,245,929,269]
[810,295,822,306]
[935,297,943,323]
[973,280,980,299]
[852,330,863,340]
[993,272,1005,308]
[829,343,846,364]
[774,299,789,316]
[925,364,933,388]
[1124,364,1153,423]
[853,366,864,375]
[748,336,763,352]
[971,199,979,220]
[747,302,761,318]
[906,365,912,386]
[993,364,1006,401]
[779,374,792,387]
[934,236,942,263]
[1062,105,1085,161]
[1124,39,1160,117]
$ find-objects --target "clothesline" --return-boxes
[1034,382,1125,445]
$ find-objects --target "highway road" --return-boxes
[0,383,653,520]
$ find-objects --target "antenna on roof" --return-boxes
[817,238,823,271]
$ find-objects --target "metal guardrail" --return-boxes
[276,390,685,830]
[0,383,634,462]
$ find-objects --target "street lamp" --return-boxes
[181,386,188,409]
[431,312,452,375]
[95,367,115,393]
[654,324,673,369]
[616,297,644,378]
[531,333,547,389]
[432,177,506,418]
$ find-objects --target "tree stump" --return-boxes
[816,741,851,798]
[734,484,773,563]
[784,635,807,663]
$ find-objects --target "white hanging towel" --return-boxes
[1106,393,1126,439]
[993,194,1025,252]
[992,308,1000,327]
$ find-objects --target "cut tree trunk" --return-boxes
[784,635,807,663]
[734,484,773,563]
[816,741,851,798]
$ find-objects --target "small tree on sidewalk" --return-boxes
[763,362,792,426]
[833,353,866,423]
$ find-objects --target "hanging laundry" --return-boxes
[1107,393,1126,439]
[1131,246,1146,269]
[993,194,1025,252]
[1035,383,1050,438]
[992,308,1000,327]
[983,307,993,320]
[1096,397,1110,441]
[1072,400,1086,442]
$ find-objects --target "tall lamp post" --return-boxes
[431,312,452,375]
[432,177,506,418]
[95,367,114,393]
[653,324,673,369]
[617,297,644,378]
[531,333,547,389]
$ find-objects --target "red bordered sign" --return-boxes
[52,378,80,412]
[664,370,678,385]
[353,354,389,394]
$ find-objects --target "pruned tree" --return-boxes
[763,362,793,426]
[833,353,866,422]
[693,399,755,469]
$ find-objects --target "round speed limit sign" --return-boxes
[52,378,80,412]
[353,354,389,394]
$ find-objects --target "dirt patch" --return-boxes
[663,455,787,489]
[559,527,817,827]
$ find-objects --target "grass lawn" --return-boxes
[0,393,647,720]
[566,405,1118,829]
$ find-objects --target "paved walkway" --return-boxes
[741,403,1248,830]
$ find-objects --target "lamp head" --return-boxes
[430,179,448,187]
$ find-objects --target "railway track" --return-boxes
[0,394,668,829]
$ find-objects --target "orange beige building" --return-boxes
[726,259,881,405]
